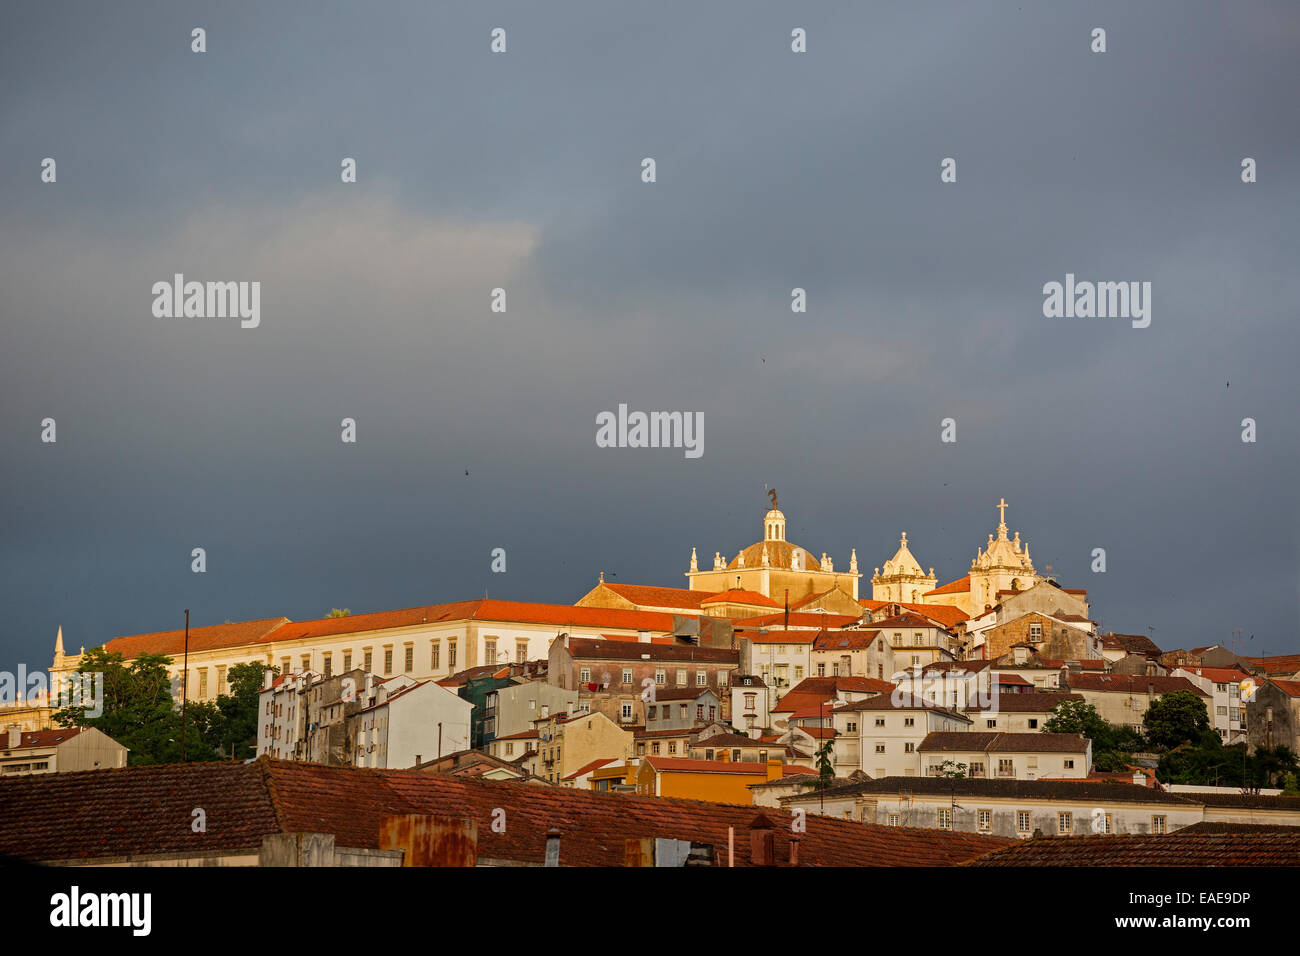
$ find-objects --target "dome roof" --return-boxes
[728,539,819,572]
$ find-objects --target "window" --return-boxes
[875,743,886,754]
[363,649,373,672]
[622,668,633,686]
[1027,718,1037,729]
[731,749,741,762]
[383,647,393,675]
[484,639,497,667]
[505,742,514,756]
[517,640,528,663]
[637,743,646,755]
[404,645,414,672]
[679,704,688,719]
[1030,623,1042,639]
[887,814,900,827]
[655,668,666,686]
[1027,756,1038,768]
[343,651,353,671]
[1100,812,1113,834]
[937,809,952,830]
[846,721,857,733]
[744,693,756,710]
[977,810,991,832]
[1058,812,1073,835]
[301,655,311,672]
[904,742,915,753]
[794,666,803,680]
[911,655,920,666]
[580,667,591,684]
[696,671,707,687]
[1152,815,1167,834]
[969,761,985,777]
[198,670,208,697]
[1063,759,1074,769]
[998,759,1014,778]
[430,642,439,669]
[816,664,825,677]
[875,718,885,727]
[1017,810,1031,833]
[904,717,915,727]
[1216,706,1227,716]
[696,704,704,720]
[620,702,633,720]
[448,641,457,669]
[676,669,687,687]
[668,741,677,755]
[648,705,657,719]
[986,718,997,728]
[216,665,227,693]
[651,742,661,755]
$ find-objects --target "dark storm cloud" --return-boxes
[0,0,1297,671]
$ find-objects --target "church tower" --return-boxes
[871,532,938,604]
[967,497,1039,613]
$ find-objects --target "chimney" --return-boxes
[789,835,801,867]
[415,754,422,768]
[544,827,562,867]
[566,701,575,717]
[6,725,21,749]
[748,814,775,867]
[541,704,550,719]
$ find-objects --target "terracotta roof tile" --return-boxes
[966,832,1300,867]
[0,758,1010,866]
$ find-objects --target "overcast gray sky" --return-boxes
[2,1,1298,670]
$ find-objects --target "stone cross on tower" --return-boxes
[997,497,1009,526]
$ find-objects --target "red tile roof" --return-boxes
[1172,666,1251,683]
[104,617,292,658]
[0,758,1011,866]
[565,638,738,664]
[0,728,85,751]
[965,833,1300,867]
[563,758,616,781]
[700,589,781,608]
[1244,654,1300,675]
[919,731,1089,753]
[101,600,685,660]
[1066,673,1210,697]
[811,629,883,651]
[643,757,775,776]
[1272,679,1300,698]
[597,584,718,610]
[740,612,861,630]
[923,577,970,596]
[746,629,818,645]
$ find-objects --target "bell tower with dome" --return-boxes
[685,492,861,603]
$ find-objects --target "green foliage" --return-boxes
[327,608,351,618]
[207,661,277,760]
[1282,772,1300,795]
[53,648,217,764]
[936,759,967,778]
[1142,690,1210,750]
[1157,740,1299,788]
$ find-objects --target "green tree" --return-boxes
[53,648,216,764]
[936,759,967,778]
[1143,690,1210,750]
[327,608,350,618]
[206,661,276,759]
[1045,699,1110,740]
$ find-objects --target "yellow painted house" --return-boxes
[636,756,785,804]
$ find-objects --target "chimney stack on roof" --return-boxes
[749,813,775,867]
[6,725,21,749]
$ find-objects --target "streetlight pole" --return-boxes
[180,609,190,761]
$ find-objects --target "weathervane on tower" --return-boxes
[768,488,778,510]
